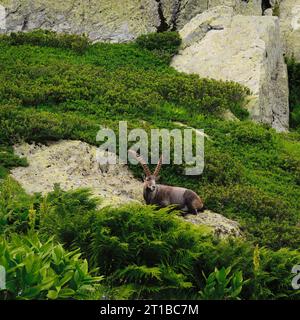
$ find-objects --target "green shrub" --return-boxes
[287,58,300,128]
[136,32,182,63]
[272,1,280,17]
[245,218,300,251]
[202,148,245,185]
[0,30,90,54]
[204,184,294,221]
[202,184,300,249]
[230,122,275,148]
[0,232,102,300]
[0,105,99,145]
[0,146,28,178]
[0,177,33,236]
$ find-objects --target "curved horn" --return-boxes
[128,150,152,177]
[153,155,163,177]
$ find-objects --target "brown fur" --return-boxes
[143,179,204,215]
[129,150,204,215]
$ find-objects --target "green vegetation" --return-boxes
[1,183,299,299]
[272,1,280,17]
[135,31,182,63]
[199,267,245,300]
[0,31,299,300]
[0,30,90,54]
[287,57,300,129]
[0,232,102,300]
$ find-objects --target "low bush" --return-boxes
[201,148,245,185]
[136,32,182,63]
[229,122,276,148]
[0,30,90,54]
[203,184,294,221]
[0,48,249,120]
[202,184,300,249]
[0,146,28,178]
[0,177,32,236]
[287,57,300,129]
[0,105,99,145]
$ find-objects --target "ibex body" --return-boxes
[129,151,204,215]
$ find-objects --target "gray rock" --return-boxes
[171,6,289,132]
[264,8,273,16]
[0,0,160,42]
[0,1,264,41]
[160,0,262,30]
[278,0,300,61]
[184,210,243,238]
[11,140,143,207]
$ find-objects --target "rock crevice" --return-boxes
[155,0,170,31]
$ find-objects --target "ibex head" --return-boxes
[128,150,162,192]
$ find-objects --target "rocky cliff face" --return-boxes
[278,0,300,61]
[0,1,265,40]
[171,6,289,132]
[0,0,160,42]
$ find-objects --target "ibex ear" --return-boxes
[155,175,160,181]
[142,174,146,181]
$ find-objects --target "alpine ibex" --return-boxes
[129,150,204,215]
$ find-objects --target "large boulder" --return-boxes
[0,0,159,42]
[0,1,262,40]
[171,6,289,132]
[184,210,243,238]
[11,140,143,207]
[278,0,300,61]
[209,0,262,16]
[160,0,262,30]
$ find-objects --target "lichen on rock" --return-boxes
[171,5,289,132]
[0,0,160,42]
[278,0,300,61]
[11,140,143,207]
[184,210,243,238]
